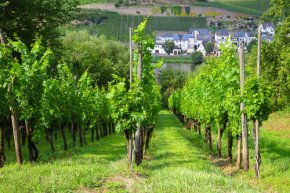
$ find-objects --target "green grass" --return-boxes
[178,109,290,192]
[1,110,288,192]
[69,9,207,41]
[152,55,192,64]
[0,131,129,192]
[132,110,259,192]
[192,0,271,16]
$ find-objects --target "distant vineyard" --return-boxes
[78,0,271,16]
[69,10,207,41]
[192,0,271,16]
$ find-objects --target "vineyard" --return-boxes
[192,0,271,16]
[0,17,160,172]
[0,0,290,192]
[69,9,206,41]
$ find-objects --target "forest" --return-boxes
[0,0,289,192]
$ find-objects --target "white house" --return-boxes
[215,29,230,48]
[151,43,166,55]
[154,32,208,56]
[232,31,257,47]
[196,43,206,56]
[245,32,257,45]
[260,23,275,36]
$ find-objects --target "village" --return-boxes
[151,22,275,56]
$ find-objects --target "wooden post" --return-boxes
[227,131,233,163]
[254,26,262,179]
[129,27,133,85]
[239,42,249,171]
[10,104,23,164]
[217,127,222,158]
[137,44,142,80]
[257,26,261,77]
[236,135,241,169]
[0,29,6,44]
[135,43,143,166]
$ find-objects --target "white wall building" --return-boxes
[151,44,166,55]
[260,23,275,36]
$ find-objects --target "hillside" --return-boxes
[79,0,271,16]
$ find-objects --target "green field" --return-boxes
[1,110,289,192]
[192,0,271,16]
[69,9,207,41]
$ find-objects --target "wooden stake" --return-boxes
[137,44,142,80]
[254,26,262,179]
[236,134,241,169]
[239,42,249,171]
[129,27,133,85]
[135,44,143,166]
[0,29,6,44]
[257,26,261,77]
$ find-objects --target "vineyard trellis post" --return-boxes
[135,42,143,166]
[239,41,249,171]
[129,27,133,84]
[128,27,134,169]
[254,25,262,179]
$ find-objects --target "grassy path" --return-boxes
[3,110,282,192]
[133,110,259,193]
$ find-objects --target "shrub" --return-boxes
[191,51,203,65]
[115,2,120,8]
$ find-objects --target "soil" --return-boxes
[211,156,239,176]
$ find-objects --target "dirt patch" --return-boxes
[101,175,138,193]
[211,156,239,176]
[76,175,135,193]
[77,187,99,193]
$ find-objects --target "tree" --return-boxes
[61,31,129,87]
[246,39,257,53]
[185,6,191,16]
[191,51,203,65]
[0,0,78,48]
[160,68,187,107]
[164,40,175,55]
[205,41,214,55]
